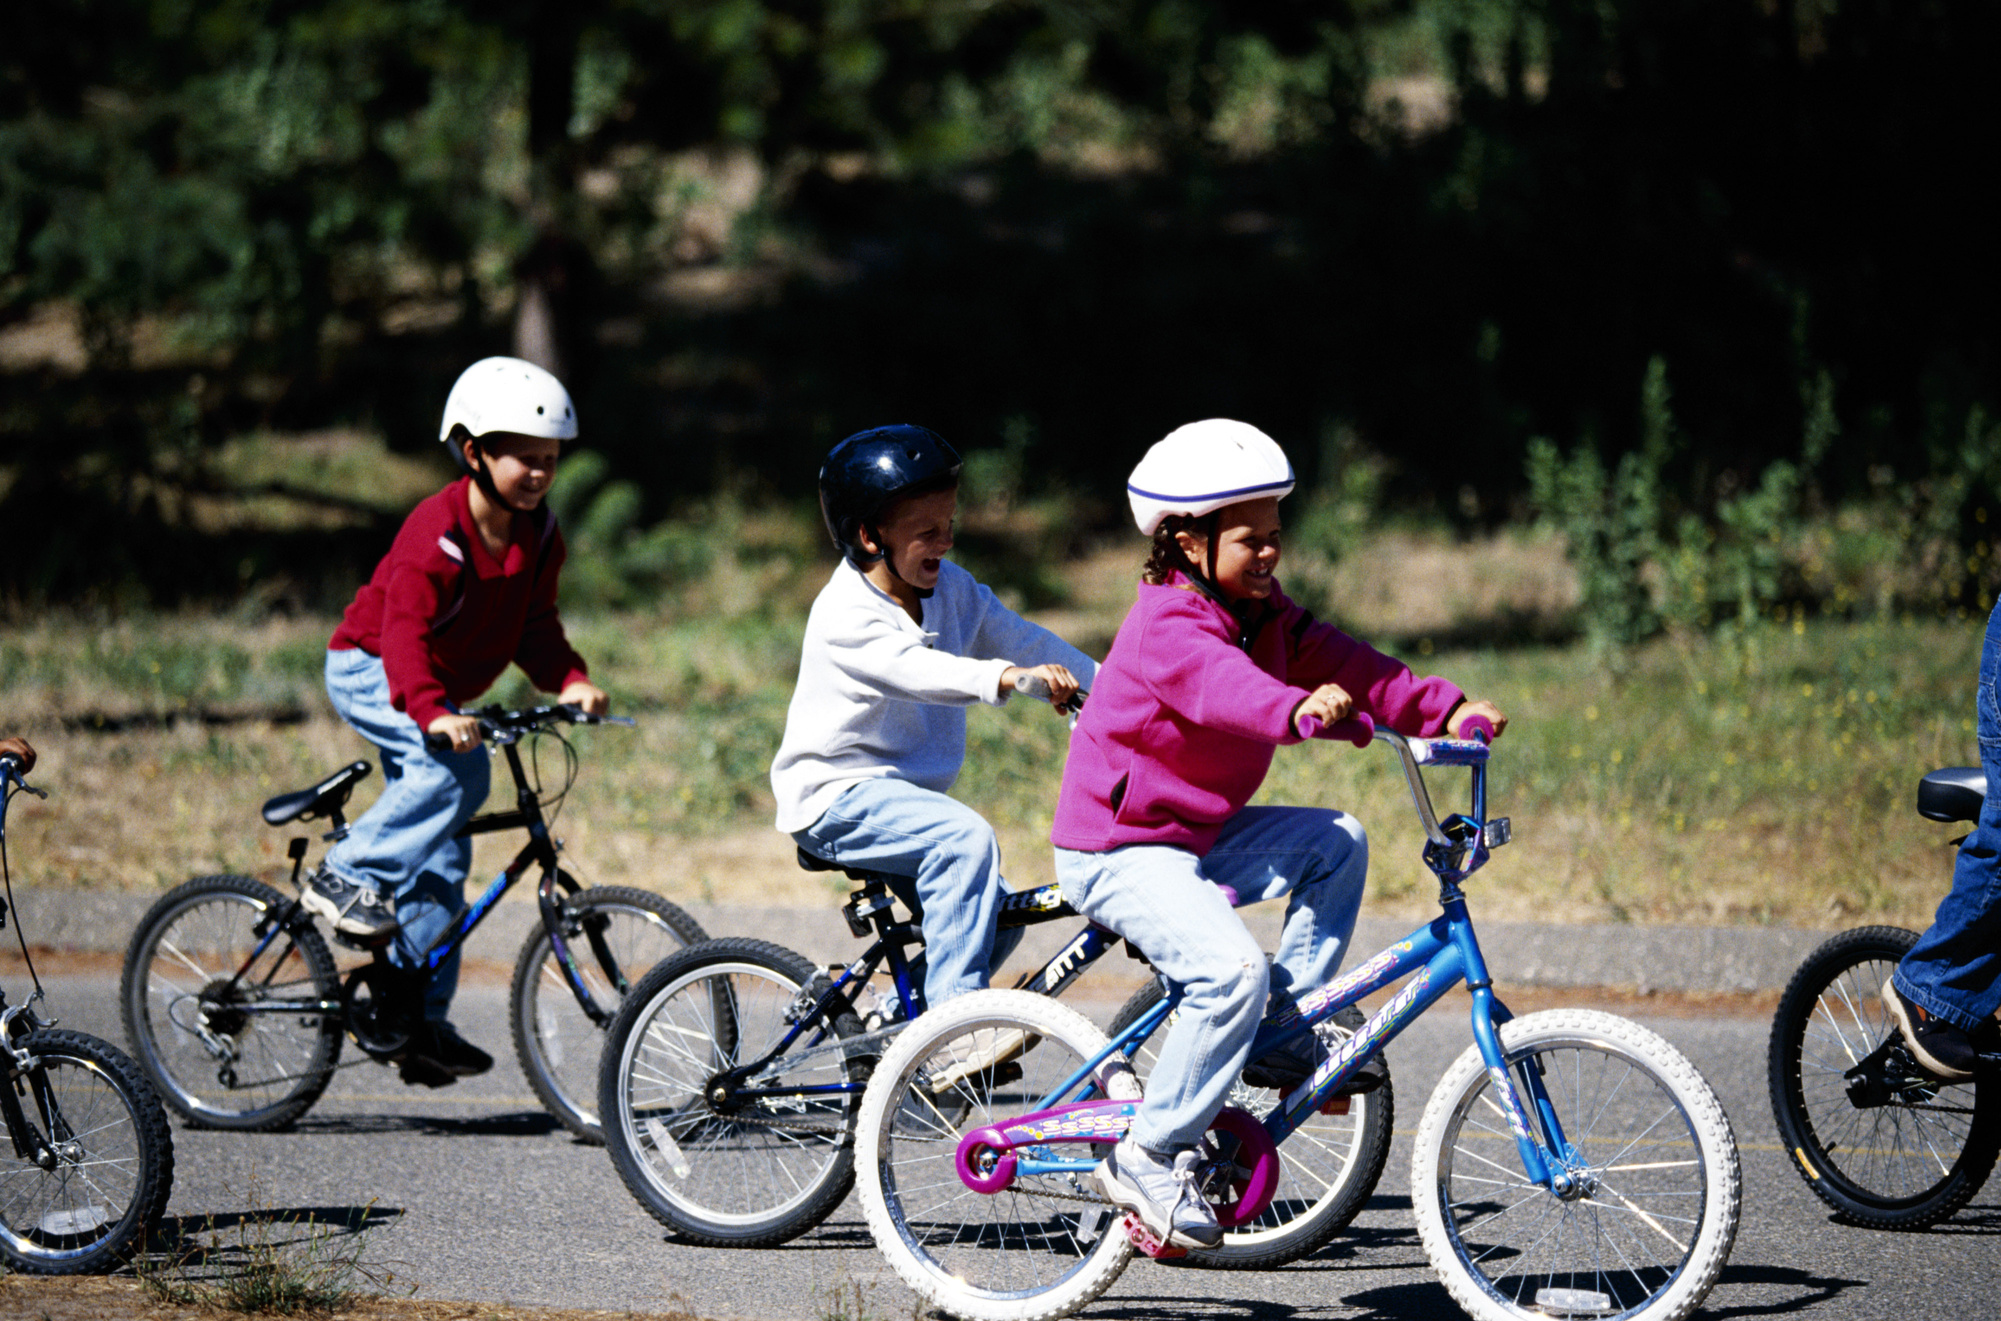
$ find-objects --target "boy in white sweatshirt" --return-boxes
[771,425,1098,1011]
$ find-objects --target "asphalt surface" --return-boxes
[18,961,1999,1321]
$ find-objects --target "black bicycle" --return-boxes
[596,848,1393,1259]
[1768,764,2001,1229]
[2,753,175,1273]
[118,704,706,1141]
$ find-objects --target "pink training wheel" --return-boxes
[1206,1106,1283,1228]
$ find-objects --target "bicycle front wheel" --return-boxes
[856,989,1133,1321]
[1107,978,1393,1269]
[1412,1009,1740,1321]
[0,1030,176,1274]
[599,938,866,1247]
[119,875,343,1130]
[509,883,707,1142]
[1768,925,1998,1228]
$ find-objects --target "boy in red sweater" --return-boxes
[304,357,606,1084]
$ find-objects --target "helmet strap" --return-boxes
[460,438,505,506]
[871,526,936,599]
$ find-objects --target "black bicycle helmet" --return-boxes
[819,424,963,568]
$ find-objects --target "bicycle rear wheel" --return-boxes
[1107,978,1393,1269]
[1412,1009,1740,1321]
[1,1029,176,1273]
[598,938,866,1247]
[1768,925,1998,1228]
[856,989,1133,1321]
[509,883,707,1142]
[119,875,343,1130]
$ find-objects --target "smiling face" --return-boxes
[463,431,561,512]
[1176,496,1282,603]
[862,484,958,605]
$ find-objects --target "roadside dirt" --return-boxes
[0,1275,719,1321]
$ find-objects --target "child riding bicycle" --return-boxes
[301,356,607,1087]
[1050,419,1506,1249]
[770,424,1097,1018]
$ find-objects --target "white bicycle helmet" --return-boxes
[438,356,578,445]
[1126,419,1295,536]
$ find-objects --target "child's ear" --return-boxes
[854,523,882,557]
[1173,527,1206,562]
[460,436,483,471]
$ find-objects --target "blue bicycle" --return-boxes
[855,719,1742,1321]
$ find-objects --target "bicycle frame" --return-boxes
[1003,728,1587,1198]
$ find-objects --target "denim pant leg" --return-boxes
[1202,806,1368,1008]
[1057,844,1268,1154]
[321,649,491,1020]
[793,779,1023,1009]
[1896,596,2001,1031]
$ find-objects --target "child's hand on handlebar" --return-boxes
[1004,664,1081,710]
[1292,683,1354,731]
[0,736,36,773]
[1448,700,1508,742]
[428,713,483,753]
[557,680,610,717]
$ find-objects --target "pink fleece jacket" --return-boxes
[1050,572,1465,856]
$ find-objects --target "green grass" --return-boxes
[0,600,1981,929]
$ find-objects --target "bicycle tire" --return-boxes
[1768,925,1999,1228]
[856,988,1133,1321]
[509,882,707,1142]
[0,1029,176,1273]
[599,938,867,1247]
[120,875,343,1130]
[1412,1009,1740,1321]
[1106,978,1393,1269]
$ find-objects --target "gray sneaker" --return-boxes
[298,866,398,942]
[1094,1138,1222,1249]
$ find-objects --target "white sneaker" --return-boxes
[925,1027,1036,1094]
[298,866,398,941]
[1094,1139,1222,1249]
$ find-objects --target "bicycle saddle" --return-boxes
[1917,766,1985,823]
[262,761,374,826]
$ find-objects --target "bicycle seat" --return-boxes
[796,847,843,873]
[262,761,373,826]
[1918,766,1985,824]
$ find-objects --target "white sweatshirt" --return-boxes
[771,559,1099,833]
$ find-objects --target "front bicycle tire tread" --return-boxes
[1767,925,1999,1229]
[507,883,708,1142]
[599,937,865,1248]
[1412,1009,1740,1321]
[118,874,342,1131]
[2,1030,176,1274]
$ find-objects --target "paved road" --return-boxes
[27,971,2000,1321]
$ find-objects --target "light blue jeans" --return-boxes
[1895,593,2001,1032]
[1056,805,1368,1153]
[322,648,491,1020]
[793,778,1025,1010]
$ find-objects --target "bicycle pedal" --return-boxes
[1121,1212,1188,1260]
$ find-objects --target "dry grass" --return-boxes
[0,1275,714,1321]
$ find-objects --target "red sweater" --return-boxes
[330,477,589,729]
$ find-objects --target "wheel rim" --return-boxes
[0,1055,143,1264]
[527,904,690,1130]
[1435,1035,1708,1319]
[612,959,852,1226]
[1790,949,1977,1207]
[876,1011,1122,1301]
[137,892,331,1118]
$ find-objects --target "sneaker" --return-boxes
[298,867,399,942]
[405,1020,494,1078]
[925,1027,1037,1094]
[1883,980,1977,1082]
[1242,1020,1386,1095]
[397,1053,458,1089]
[1093,1139,1222,1250]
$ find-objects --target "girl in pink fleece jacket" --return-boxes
[1055,420,1506,1250]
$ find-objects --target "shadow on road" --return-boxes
[286,1110,562,1138]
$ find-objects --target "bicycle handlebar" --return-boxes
[1011,671,1086,715]
[423,703,636,754]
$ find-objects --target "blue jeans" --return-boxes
[793,779,1026,1010]
[1895,595,2001,1033]
[1056,805,1368,1153]
[321,648,491,1020]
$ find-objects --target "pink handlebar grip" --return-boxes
[1294,711,1376,747]
[1458,714,1495,744]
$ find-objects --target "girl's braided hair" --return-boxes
[1142,513,1214,585]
